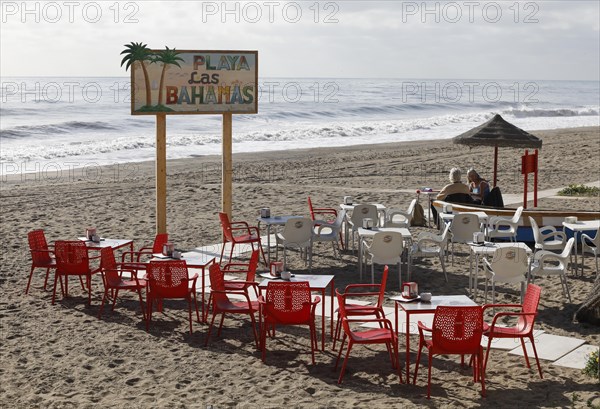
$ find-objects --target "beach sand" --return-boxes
[1,126,599,408]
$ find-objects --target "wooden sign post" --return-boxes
[124,45,258,234]
[155,114,167,233]
[222,112,233,218]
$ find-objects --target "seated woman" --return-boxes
[467,168,490,205]
[432,167,471,226]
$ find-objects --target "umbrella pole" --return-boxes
[222,112,233,219]
[493,146,498,187]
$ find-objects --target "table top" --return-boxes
[358,227,412,239]
[440,211,489,222]
[562,220,600,231]
[257,215,303,225]
[468,241,532,255]
[258,274,334,289]
[340,203,387,211]
[392,294,477,312]
[77,237,133,249]
[150,251,215,267]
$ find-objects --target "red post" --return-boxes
[522,150,529,209]
[533,149,538,207]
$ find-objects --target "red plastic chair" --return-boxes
[219,212,267,266]
[308,196,344,250]
[205,263,260,347]
[121,233,169,263]
[26,229,56,294]
[333,265,389,351]
[482,283,543,378]
[334,289,401,384]
[145,260,200,335]
[98,247,147,320]
[413,306,485,399]
[52,241,102,306]
[258,281,320,364]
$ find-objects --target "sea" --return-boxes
[1,77,598,176]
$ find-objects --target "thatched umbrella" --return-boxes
[453,114,542,187]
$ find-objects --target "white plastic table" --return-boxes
[468,241,532,298]
[340,203,387,249]
[357,227,412,282]
[562,220,600,275]
[257,215,303,264]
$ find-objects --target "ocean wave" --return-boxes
[0,120,117,138]
[502,106,599,118]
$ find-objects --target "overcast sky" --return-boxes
[1,1,598,80]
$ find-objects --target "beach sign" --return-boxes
[121,43,258,233]
[126,48,258,115]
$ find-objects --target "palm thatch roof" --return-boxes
[453,114,542,149]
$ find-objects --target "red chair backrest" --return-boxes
[219,212,234,242]
[152,233,169,253]
[208,263,229,305]
[246,249,259,282]
[100,247,121,287]
[519,283,541,333]
[264,281,312,324]
[54,241,90,275]
[147,260,189,298]
[28,229,52,265]
[307,197,315,220]
[432,306,483,354]
[375,265,389,308]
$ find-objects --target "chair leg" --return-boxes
[43,268,51,291]
[219,239,226,265]
[249,312,259,349]
[98,289,109,319]
[25,265,35,294]
[146,298,153,331]
[439,253,448,282]
[228,243,235,265]
[51,273,60,305]
[427,351,433,399]
[137,288,146,321]
[111,289,120,311]
[217,313,226,336]
[309,322,316,365]
[483,335,493,375]
[520,337,532,369]
[413,342,424,385]
[261,321,268,362]
[332,312,341,351]
[188,298,194,335]
[334,334,347,370]
[529,334,544,378]
[562,274,572,303]
[258,239,268,266]
[205,311,218,346]
[337,340,354,384]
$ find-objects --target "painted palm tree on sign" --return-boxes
[120,42,153,109]
[153,47,184,108]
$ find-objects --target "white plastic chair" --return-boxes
[529,216,568,253]
[347,204,379,252]
[483,245,529,305]
[409,223,451,282]
[363,231,404,285]
[313,210,345,260]
[581,227,599,277]
[275,217,313,271]
[385,199,417,228]
[487,206,524,242]
[449,213,482,265]
[529,238,575,302]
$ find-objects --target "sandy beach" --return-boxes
[1,126,599,408]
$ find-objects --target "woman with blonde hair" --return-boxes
[467,168,490,204]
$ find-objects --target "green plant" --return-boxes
[582,348,599,382]
[558,184,600,196]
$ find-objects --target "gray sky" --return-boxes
[1,0,598,80]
